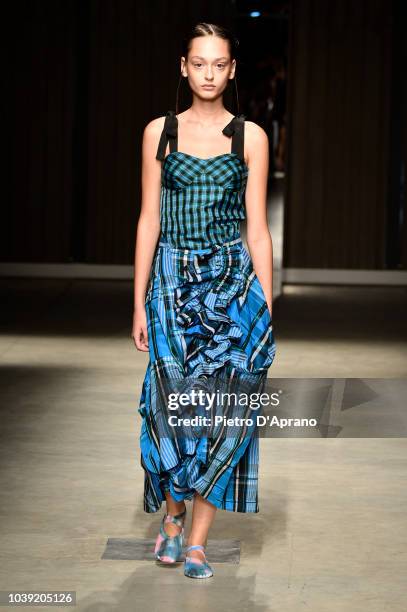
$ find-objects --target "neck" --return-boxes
[184,100,233,126]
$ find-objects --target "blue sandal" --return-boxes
[154,507,186,563]
[184,544,214,579]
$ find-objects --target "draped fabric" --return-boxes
[138,111,276,513]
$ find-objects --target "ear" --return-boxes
[229,58,236,80]
[180,56,187,77]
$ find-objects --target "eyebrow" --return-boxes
[189,56,229,61]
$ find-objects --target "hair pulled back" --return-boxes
[176,22,241,115]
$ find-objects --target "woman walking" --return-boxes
[132,22,276,579]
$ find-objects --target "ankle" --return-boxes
[187,537,207,548]
[166,501,186,516]
[162,504,186,537]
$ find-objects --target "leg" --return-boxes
[163,490,186,536]
[154,490,187,563]
[183,491,216,578]
[186,491,217,560]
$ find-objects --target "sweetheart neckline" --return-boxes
[163,151,249,171]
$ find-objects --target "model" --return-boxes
[132,22,276,579]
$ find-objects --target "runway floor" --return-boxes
[0,278,406,611]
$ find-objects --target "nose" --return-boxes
[204,67,214,80]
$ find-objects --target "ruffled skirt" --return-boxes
[138,236,276,513]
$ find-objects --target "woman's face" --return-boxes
[181,36,236,102]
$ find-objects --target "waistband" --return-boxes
[158,236,243,254]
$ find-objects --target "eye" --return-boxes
[193,63,203,68]
[217,64,226,69]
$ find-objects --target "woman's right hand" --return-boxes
[132,307,149,352]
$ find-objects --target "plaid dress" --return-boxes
[138,111,276,513]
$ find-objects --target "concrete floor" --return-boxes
[0,277,406,611]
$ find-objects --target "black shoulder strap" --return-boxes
[222,113,246,161]
[156,110,178,161]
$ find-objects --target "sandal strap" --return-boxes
[163,508,186,527]
[186,544,205,552]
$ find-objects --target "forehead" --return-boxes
[188,36,230,59]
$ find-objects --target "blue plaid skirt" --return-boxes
[138,236,276,513]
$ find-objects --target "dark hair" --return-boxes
[176,22,241,115]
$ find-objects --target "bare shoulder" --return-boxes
[244,120,269,166]
[141,115,167,162]
[143,115,166,141]
[244,120,269,147]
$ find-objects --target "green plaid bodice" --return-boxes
[156,110,249,249]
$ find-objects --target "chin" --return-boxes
[198,90,220,101]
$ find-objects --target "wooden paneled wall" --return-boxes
[284,0,393,269]
[0,0,234,264]
[4,0,400,268]
[4,0,235,264]
[3,0,76,262]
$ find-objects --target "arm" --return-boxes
[132,117,164,351]
[244,121,273,317]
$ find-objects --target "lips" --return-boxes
[202,85,215,89]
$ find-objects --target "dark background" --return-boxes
[3,0,406,269]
